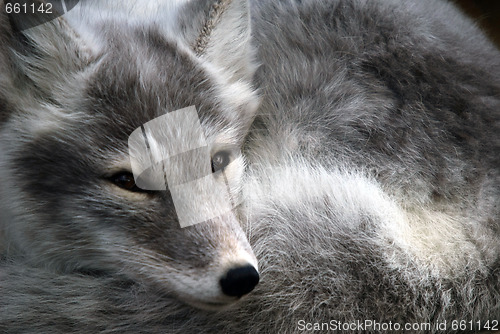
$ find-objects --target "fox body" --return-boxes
[1,0,499,333]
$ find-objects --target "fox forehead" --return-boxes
[6,15,258,152]
[82,27,231,134]
[9,28,245,182]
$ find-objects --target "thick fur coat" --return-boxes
[0,0,499,333]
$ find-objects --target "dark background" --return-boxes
[454,0,500,47]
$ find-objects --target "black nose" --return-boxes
[220,265,260,297]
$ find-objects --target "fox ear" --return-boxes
[178,0,256,83]
[1,4,96,100]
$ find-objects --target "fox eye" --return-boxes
[211,151,231,173]
[109,172,144,193]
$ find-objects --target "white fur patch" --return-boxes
[243,159,483,278]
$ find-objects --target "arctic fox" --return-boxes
[0,0,261,311]
[1,0,499,333]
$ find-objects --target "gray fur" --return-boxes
[0,0,259,311]
[1,0,499,333]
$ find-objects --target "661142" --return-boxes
[5,2,53,14]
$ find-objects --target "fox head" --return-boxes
[0,0,259,310]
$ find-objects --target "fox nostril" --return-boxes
[220,265,260,297]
